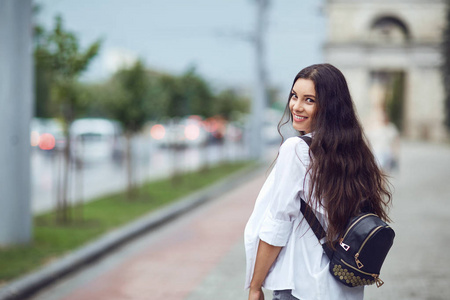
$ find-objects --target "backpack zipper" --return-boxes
[340,259,384,287]
[339,213,378,248]
[354,225,388,269]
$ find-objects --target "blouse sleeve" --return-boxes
[259,137,308,247]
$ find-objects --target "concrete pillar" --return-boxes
[0,0,33,246]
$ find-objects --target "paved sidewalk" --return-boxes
[28,140,450,300]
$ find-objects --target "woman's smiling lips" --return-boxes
[293,114,308,122]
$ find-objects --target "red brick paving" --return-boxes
[62,173,266,300]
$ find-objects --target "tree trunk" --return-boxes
[171,144,183,185]
[75,137,84,221]
[58,131,71,223]
[125,132,135,200]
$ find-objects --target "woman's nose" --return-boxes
[293,100,304,112]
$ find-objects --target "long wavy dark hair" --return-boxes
[278,63,392,246]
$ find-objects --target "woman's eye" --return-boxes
[290,93,298,100]
[306,98,315,103]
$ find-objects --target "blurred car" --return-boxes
[150,116,209,148]
[70,118,124,164]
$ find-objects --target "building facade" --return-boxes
[324,0,448,140]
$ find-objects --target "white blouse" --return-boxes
[244,135,364,300]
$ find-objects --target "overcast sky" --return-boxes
[35,0,326,95]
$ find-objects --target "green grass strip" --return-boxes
[0,161,253,284]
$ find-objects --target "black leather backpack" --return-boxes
[298,135,395,288]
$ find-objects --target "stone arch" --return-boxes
[368,14,411,44]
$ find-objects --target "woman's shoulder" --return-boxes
[281,136,310,150]
[279,136,310,161]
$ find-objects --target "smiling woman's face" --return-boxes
[289,78,317,133]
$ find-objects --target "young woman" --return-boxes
[244,64,392,300]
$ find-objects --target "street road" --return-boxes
[28,140,450,300]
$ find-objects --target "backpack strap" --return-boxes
[300,199,334,259]
[298,135,312,147]
[298,135,334,260]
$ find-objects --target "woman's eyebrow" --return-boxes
[304,94,316,98]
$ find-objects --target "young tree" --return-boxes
[37,15,101,223]
[106,60,157,199]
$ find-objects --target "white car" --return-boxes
[70,118,124,163]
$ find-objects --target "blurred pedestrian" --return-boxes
[366,112,400,173]
[244,64,392,300]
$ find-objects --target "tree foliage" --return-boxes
[34,10,54,118]
[180,68,214,118]
[158,68,217,119]
[109,60,152,133]
[214,89,250,121]
[43,16,101,124]
[34,15,101,123]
